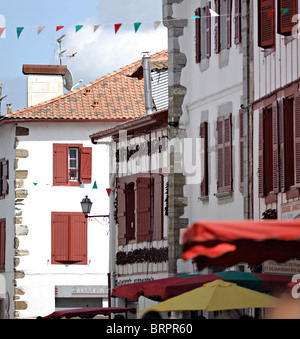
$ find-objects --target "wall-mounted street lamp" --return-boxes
[80,195,110,225]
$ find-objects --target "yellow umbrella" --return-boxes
[139,280,279,313]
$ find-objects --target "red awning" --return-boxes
[182,220,300,270]
[43,307,136,319]
[111,276,182,301]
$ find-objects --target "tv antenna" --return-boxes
[55,34,78,65]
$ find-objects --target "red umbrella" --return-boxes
[182,220,300,270]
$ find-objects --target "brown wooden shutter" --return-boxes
[234,0,241,44]
[1,160,8,196]
[136,177,151,242]
[258,108,265,197]
[52,213,69,263]
[226,0,232,48]
[258,0,275,48]
[224,114,233,190]
[280,98,286,192]
[278,0,298,35]
[217,117,224,192]
[206,4,211,58]
[200,122,208,196]
[294,92,300,185]
[272,101,279,193]
[152,175,163,241]
[117,182,127,245]
[80,147,92,183]
[53,144,68,186]
[0,220,5,272]
[195,8,201,63]
[214,0,220,53]
[69,214,87,264]
[239,109,244,189]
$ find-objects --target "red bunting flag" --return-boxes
[56,26,64,32]
[0,28,5,38]
[268,10,275,19]
[106,188,111,197]
[115,23,122,34]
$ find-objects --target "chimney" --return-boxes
[22,65,68,107]
[6,103,12,115]
[142,52,153,115]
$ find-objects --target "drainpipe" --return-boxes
[142,52,153,115]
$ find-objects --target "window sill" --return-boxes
[265,193,277,204]
[261,46,275,57]
[214,190,233,198]
[198,195,209,202]
[286,186,300,200]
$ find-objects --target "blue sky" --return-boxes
[0,0,167,113]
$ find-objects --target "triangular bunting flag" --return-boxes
[106,188,111,197]
[33,182,37,186]
[268,10,275,19]
[192,15,200,18]
[80,182,84,188]
[94,24,101,32]
[56,26,64,32]
[67,182,71,187]
[209,9,219,17]
[134,22,142,33]
[153,21,161,30]
[0,28,5,38]
[93,181,98,189]
[282,8,290,15]
[37,26,45,35]
[75,25,84,33]
[115,23,122,34]
[17,27,24,39]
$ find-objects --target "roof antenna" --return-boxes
[142,51,153,115]
[56,35,78,65]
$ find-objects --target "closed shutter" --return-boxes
[206,4,211,58]
[239,109,244,189]
[217,117,224,192]
[195,8,201,63]
[200,122,208,196]
[272,101,279,193]
[117,182,127,245]
[1,160,8,196]
[80,147,92,183]
[258,0,275,48]
[280,98,286,192]
[69,214,87,263]
[224,114,233,191]
[136,177,151,242]
[258,108,265,197]
[0,220,5,272]
[53,144,68,186]
[234,0,241,44]
[294,92,300,185]
[278,0,298,35]
[214,0,220,53]
[152,175,163,241]
[226,0,232,48]
[52,213,69,263]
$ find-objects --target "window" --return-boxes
[51,212,87,265]
[217,114,232,193]
[53,144,92,186]
[116,174,164,245]
[258,0,275,48]
[195,4,211,63]
[0,159,8,199]
[200,122,209,196]
[0,219,5,272]
[278,0,298,35]
[214,0,232,53]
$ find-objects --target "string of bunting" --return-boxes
[0,8,292,39]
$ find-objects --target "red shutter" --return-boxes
[294,92,300,185]
[1,160,8,196]
[258,0,275,48]
[52,213,69,263]
[272,101,279,193]
[224,114,233,190]
[200,122,208,196]
[280,98,286,192]
[195,8,201,63]
[226,0,232,48]
[214,0,220,53]
[234,0,241,44]
[117,182,127,245]
[53,144,68,186]
[152,175,163,241]
[278,0,298,35]
[69,214,87,264]
[80,147,92,183]
[217,117,224,192]
[0,220,5,272]
[239,109,244,189]
[136,177,151,242]
[206,4,211,58]
[258,108,265,197]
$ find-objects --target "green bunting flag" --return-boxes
[75,25,84,32]
[93,181,98,189]
[282,8,290,15]
[17,27,24,39]
[134,22,142,33]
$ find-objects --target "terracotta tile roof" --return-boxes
[1,50,168,122]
